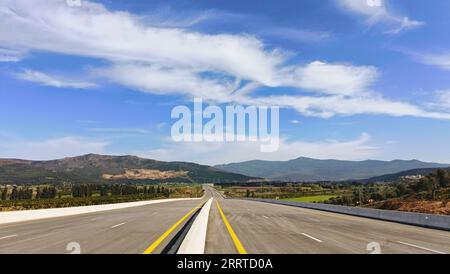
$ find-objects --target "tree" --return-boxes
[100,185,108,197]
[163,187,170,197]
[21,188,32,200]
[10,186,18,200]
[352,186,368,205]
[85,185,92,197]
[1,185,8,201]
[436,169,448,188]
[395,184,409,197]
[411,178,429,192]
[52,187,58,198]
[427,177,439,200]
[149,186,155,194]
[111,185,121,196]
[36,187,41,200]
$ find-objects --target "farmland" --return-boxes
[0,184,203,212]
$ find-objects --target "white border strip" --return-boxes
[0,235,18,240]
[301,233,323,243]
[0,198,201,225]
[396,241,446,254]
[177,197,213,254]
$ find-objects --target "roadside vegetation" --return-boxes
[0,183,203,212]
[366,169,450,215]
[217,169,450,215]
[217,184,348,201]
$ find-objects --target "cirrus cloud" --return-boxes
[16,69,97,89]
[337,0,424,34]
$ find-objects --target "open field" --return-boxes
[217,184,347,200]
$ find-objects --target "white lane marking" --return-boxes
[110,222,127,229]
[396,241,446,254]
[301,233,323,243]
[0,234,18,240]
[307,217,321,222]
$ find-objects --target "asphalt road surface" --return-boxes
[206,187,450,254]
[0,199,205,254]
[1,186,449,254]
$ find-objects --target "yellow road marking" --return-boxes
[143,203,202,254]
[216,201,247,254]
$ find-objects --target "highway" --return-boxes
[0,186,449,254]
[0,199,206,254]
[207,188,450,254]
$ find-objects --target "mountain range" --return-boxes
[215,157,450,182]
[0,154,253,185]
[1,154,448,185]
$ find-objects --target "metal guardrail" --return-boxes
[245,198,450,231]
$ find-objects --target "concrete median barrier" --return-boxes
[177,197,213,254]
[247,199,450,231]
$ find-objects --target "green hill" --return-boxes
[364,167,450,183]
[0,154,254,185]
[215,157,450,182]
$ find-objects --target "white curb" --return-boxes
[177,197,213,254]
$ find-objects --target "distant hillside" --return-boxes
[215,157,450,182]
[364,167,450,183]
[0,154,254,185]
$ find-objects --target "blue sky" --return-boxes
[1,0,450,164]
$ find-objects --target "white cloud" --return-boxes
[88,127,151,135]
[94,64,237,102]
[435,90,450,108]
[95,60,380,100]
[383,16,423,35]
[0,47,26,62]
[0,0,448,121]
[0,0,284,85]
[412,51,450,71]
[96,60,450,120]
[426,90,450,111]
[277,61,379,96]
[145,133,378,165]
[16,69,97,89]
[262,28,332,43]
[139,6,213,28]
[337,0,423,34]
[0,136,109,160]
[237,93,450,120]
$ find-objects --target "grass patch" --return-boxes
[281,195,337,203]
